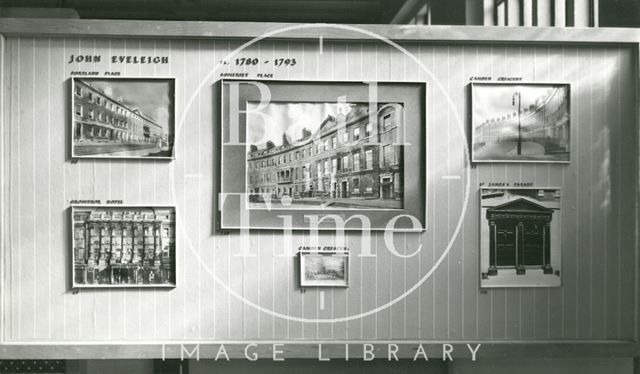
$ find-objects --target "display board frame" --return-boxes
[0,19,638,360]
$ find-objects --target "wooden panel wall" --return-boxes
[1,37,636,343]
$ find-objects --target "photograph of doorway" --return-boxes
[480,187,562,288]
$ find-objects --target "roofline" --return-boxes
[74,78,163,129]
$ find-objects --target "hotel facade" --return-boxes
[72,207,176,287]
[247,104,404,204]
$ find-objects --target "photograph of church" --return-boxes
[472,83,570,163]
[246,102,404,210]
[71,77,175,159]
[480,188,562,288]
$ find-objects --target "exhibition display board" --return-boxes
[0,19,638,359]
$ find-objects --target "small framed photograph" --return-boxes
[299,250,349,287]
[219,79,427,231]
[471,82,570,163]
[480,187,562,288]
[71,77,175,159]
[71,205,176,288]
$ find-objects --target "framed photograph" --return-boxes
[71,205,176,288]
[471,82,570,163]
[219,79,426,231]
[479,188,562,288]
[299,251,349,287]
[71,77,175,159]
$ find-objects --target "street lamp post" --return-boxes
[512,91,522,155]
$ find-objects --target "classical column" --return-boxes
[108,222,114,265]
[156,224,163,267]
[141,223,147,264]
[83,222,89,284]
[488,220,498,276]
[135,223,143,264]
[99,223,107,265]
[83,222,89,263]
[543,222,553,274]
[87,222,96,266]
[516,221,526,274]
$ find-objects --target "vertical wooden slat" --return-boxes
[555,0,567,26]
[507,0,522,25]
[483,0,496,25]
[537,0,552,26]
[497,2,507,25]
[634,41,640,345]
[449,45,466,340]
[573,0,591,26]
[0,33,6,344]
[523,0,534,26]
[429,44,450,340]
[589,48,607,339]
[21,37,37,341]
[618,46,637,340]
[8,37,19,342]
[417,44,435,341]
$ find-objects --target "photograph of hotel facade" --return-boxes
[72,78,174,158]
[246,102,404,209]
[472,83,570,162]
[72,206,176,288]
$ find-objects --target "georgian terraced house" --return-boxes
[73,78,167,147]
[247,103,404,204]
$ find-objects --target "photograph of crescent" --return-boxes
[471,83,570,163]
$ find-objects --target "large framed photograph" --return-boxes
[299,251,349,287]
[480,188,562,288]
[71,77,175,159]
[471,83,570,163]
[71,206,176,288]
[219,79,426,231]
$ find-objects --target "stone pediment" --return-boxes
[488,197,552,213]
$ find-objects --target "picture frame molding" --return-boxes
[219,78,428,231]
